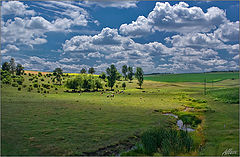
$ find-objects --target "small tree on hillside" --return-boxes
[16,64,24,75]
[2,62,10,72]
[80,68,86,74]
[53,68,63,85]
[122,65,128,80]
[9,58,16,74]
[106,64,117,90]
[88,67,95,74]
[135,67,144,88]
[127,66,134,82]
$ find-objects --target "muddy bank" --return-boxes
[82,135,140,156]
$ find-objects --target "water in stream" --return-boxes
[163,113,195,132]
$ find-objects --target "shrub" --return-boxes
[33,83,38,88]
[28,73,31,76]
[37,90,40,93]
[15,77,24,85]
[29,78,33,81]
[41,78,44,81]
[18,87,21,91]
[44,90,46,93]
[27,87,32,92]
[24,73,27,75]
[12,82,18,87]
[122,82,126,90]
[2,78,11,84]
[55,87,58,90]
[38,72,42,77]
[23,84,27,88]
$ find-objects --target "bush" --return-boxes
[28,73,31,76]
[12,82,18,87]
[18,87,21,91]
[55,87,58,90]
[44,90,46,93]
[41,78,44,81]
[15,77,24,85]
[24,73,27,75]
[122,82,126,90]
[38,72,42,77]
[42,84,50,89]
[33,83,38,88]
[27,87,32,92]
[29,78,33,81]
[23,84,27,88]
[2,78,11,84]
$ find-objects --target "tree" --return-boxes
[99,72,106,80]
[2,62,10,72]
[82,78,91,91]
[65,78,79,92]
[9,58,16,74]
[53,68,63,85]
[53,68,63,76]
[106,64,117,90]
[122,65,128,80]
[80,68,86,74]
[135,67,144,88]
[122,82,126,90]
[127,66,134,82]
[88,67,95,74]
[116,71,122,81]
[16,64,24,75]
[95,79,103,91]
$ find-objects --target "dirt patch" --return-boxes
[81,135,140,156]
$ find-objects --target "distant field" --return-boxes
[144,72,239,83]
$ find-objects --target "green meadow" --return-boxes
[1,72,239,156]
[144,72,239,83]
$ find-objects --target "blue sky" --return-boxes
[1,1,239,74]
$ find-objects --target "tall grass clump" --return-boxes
[141,128,194,155]
[208,87,239,104]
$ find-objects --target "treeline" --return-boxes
[1,58,144,92]
[65,64,144,91]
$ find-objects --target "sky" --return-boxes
[1,0,239,74]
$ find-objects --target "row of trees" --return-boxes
[80,67,95,74]
[65,64,144,91]
[104,64,144,90]
[65,75,102,91]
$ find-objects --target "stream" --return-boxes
[163,113,195,132]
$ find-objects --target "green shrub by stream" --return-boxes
[121,128,194,156]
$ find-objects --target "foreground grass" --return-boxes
[2,82,174,155]
[1,74,239,155]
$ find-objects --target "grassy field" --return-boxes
[144,72,239,83]
[1,72,239,155]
